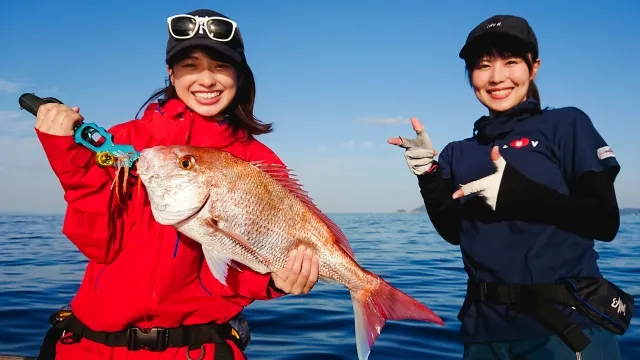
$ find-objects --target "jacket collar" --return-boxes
[145,98,249,148]
[473,99,542,143]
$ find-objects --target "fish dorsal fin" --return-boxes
[250,161,355,259]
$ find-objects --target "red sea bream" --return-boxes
[137,145,444,360]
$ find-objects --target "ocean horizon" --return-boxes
[0,213,638,359]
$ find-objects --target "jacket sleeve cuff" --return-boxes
[267,277,287,298]
[36,128,95,175]
[416,161,441,191]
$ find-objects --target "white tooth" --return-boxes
[194,91,221,99]
[489,89,512,96]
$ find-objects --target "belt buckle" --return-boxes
[127,327,169,351]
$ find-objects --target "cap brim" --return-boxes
[458,32,535,59]
[166,38,243,65]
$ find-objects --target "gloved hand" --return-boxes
[452,146,505,209]
[388,117,438,175]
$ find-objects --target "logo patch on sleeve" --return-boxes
[597,146,615,160]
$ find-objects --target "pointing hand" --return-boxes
[452,146,506,210]
[388,117,438,175]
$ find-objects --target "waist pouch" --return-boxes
[465,276,635,352]
[228,313,251,351]
[559,277,634,335]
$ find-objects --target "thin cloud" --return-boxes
[281,154,416,213]
[0,110,33,138]
[359,116,410,125]
[0,110,23,122]
[342,139,374,149]
[0,79,20,93]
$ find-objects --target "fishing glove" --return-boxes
[397,126,437,175]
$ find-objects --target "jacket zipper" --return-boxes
[145,226,166,325]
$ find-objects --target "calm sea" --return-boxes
[0,213,638,359]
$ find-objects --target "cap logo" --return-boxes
[194,16,207,35]
[486,22,502,28]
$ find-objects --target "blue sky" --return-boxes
[0,0,638,213]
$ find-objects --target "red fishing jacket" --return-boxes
[36,98,285,359]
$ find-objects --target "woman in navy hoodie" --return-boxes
[389,14,631,360]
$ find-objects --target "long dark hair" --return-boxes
[135,46,273,136]
[462,34,540,107]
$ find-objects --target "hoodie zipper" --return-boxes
[145,225,166,325]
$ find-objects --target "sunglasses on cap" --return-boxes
[167,14,238,42]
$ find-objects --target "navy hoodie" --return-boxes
[418,99,620,343]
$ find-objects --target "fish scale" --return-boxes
[138,145,445,360]
[179,172,339,277]
[220,172,362,287]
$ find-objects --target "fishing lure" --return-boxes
[73,122,141,203]
[73,122,139,168]
[19,93,141,204]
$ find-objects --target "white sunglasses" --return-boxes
[167,14,238,42]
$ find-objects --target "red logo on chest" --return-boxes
[509,138,530,148]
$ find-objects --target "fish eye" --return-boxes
[178,155,196,170]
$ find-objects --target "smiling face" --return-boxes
[470,51,540,114]
[168,48,238,118]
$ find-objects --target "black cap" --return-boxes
[165,9,246,65]
[458,15,538,59]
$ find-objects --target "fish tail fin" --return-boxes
[350,276,444,360]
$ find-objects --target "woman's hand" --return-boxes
[388,117,438,175]
[35,103,83,136]
[452,146,506,209]
[270,245,319,295]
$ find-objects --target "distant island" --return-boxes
[396,205,428,213]
[397,205,640,215]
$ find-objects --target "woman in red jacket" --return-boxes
[34,8,319,360]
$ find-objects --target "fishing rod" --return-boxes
[18,93,139,168]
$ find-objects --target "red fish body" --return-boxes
[137,145,444,360]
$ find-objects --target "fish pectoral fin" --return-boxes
[206,217,272,268]
[202,246,233,286]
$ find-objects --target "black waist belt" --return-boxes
[465,281,591,352]
[41,311,238,359]
[464,277,634,353]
